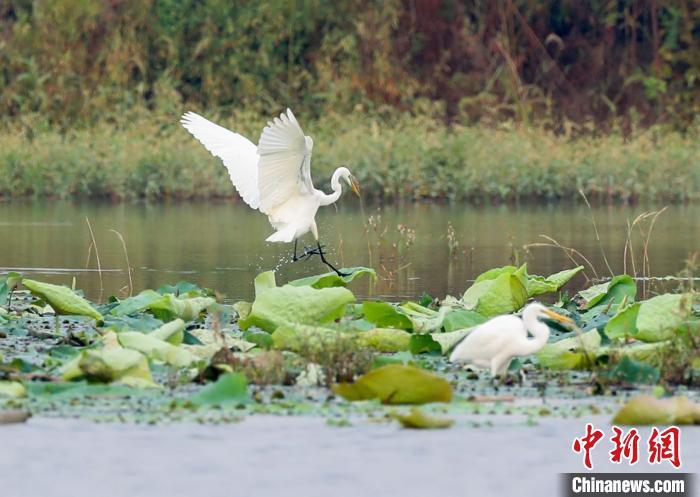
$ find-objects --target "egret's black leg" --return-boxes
[292,239,300,262]
[316,241,348,277]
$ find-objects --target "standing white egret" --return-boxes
[180,109,360,275]
[449,303,573,377]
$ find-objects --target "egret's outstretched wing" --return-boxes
[180,111,260,209]
[257,109,314,214]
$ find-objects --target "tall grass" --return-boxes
[1,112,698,202]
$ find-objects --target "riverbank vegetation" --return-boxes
[2,112,699,202]
[1,1,699,203]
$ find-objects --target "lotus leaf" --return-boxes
[22,279,102,321]
[357,328,411,352]
[289,267,376,289]
[333,364,452,405]
[191,373,249,406]
[613,396,700,425]
[391,408,454,429]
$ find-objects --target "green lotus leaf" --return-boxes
[289,267,376,289]
[271,324,343,353]
[118,331,196,368]
[441,309,487,332]
[240,284,355,332]
[22,278,102,321]
[537,330,602,369]
[0,381,26,398]
[635,294,691,342]
[526,266,584,297]
[191,373,249,406]
[357,328,411,352]
[463,265,528,317]
[391,408,454,429]
[109,290,162,316]
[613,396,700,425]
[148,295,215,322]
[409,334,442,355]
[149,318,186,345]
[577,275,636,310]
[62,347,155,387]
[362,301,414,330]
[333,364,452,405]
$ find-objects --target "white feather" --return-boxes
[180,111,260,209]
[181,109,356,252]
[257,109,314,215]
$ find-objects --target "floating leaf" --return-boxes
[243,330,273,350]
[271,324,342,353]
[186,328,255,352]
[109,290,162,316]
[149,318,186,345]
[0,381,26,398]
[241,285,355,332]
[333,364,452,405]
[118,332,196,368]
[391,408,454,429]
[399,302,448,332]
[463,265,528,317]
[605,303,640,340]
[537,330,601,369]
[148,295,215,322]
[357,328,411,352]
[254,271,277,293]
[409,334,442,355]
[157,281,207,297]
[613,396,700,425]
[191,373,249,406]
[430,328,472,355]
[362,301,413,330]
[605,294,690,343]
[442,309,487,332]
[635,294,690,342]
[577,275,636,310]
[289,267,376,289]
[22,279,102,321]
[233,301,252,321]
[526,266,584,297]
[604,356,659,384]
[62,347,155,387]
[0,272,22,307]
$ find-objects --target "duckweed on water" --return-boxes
[0,265,698,427]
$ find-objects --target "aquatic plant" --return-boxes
[0,264,697,427]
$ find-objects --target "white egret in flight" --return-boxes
[180,109,360,275]
[449,303,573,377]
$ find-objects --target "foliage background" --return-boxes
[0,0,698,201]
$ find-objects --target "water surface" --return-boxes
[0,200,697,301]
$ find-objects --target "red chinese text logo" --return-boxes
[572,423,605,470]
[648,426,682,469]
[572,424,682,470]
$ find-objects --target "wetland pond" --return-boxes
[1,199,698,497]
[0,200,698,302]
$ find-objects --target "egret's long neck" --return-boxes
[521,315,551,355]
[318,168,344,206]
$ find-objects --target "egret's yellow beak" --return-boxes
[542,308,574,326]
[350,176,361,197]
